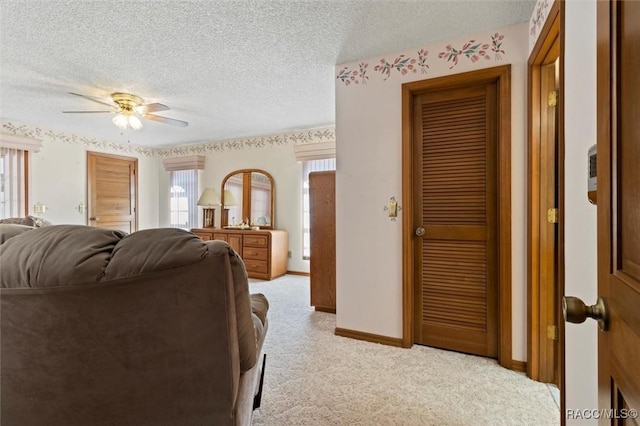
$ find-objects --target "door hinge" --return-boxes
[547,207,558,223]
[548,90,558,107]
[547,325,558,341]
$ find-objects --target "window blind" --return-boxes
[0,148,26,218]
[169,169,198,230]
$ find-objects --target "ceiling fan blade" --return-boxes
[62,110,112,113]
[141,103,169,113]
[144,114,189,128]
[68,92,115,108]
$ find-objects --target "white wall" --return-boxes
[1,120,160,229]
[563,0,598,422]
[335,23,529,360]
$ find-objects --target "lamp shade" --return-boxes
[223,190,237,206]
[197,188,220,206]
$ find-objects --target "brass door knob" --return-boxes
[415,227,426,237]
[562,296,608,331]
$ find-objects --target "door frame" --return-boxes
[526,0,565,389]
[401,65,512,369]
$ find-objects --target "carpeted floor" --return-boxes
[250,275,559,426]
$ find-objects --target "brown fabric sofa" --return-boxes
[0,225,268,426]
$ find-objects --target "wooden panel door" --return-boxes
[87,152,137,234]
[413,83,498,358]
[309,171,336,313]
[596,1,640,422]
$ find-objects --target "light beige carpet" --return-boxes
[250,275,559,426]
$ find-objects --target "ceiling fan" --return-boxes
[63,92,188,130]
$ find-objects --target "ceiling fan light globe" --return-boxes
[112,113,129,129]
[128,115,143,130]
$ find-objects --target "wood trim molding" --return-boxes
[286,270,310,277]
[512,360,528,373]
[335,328,404,348]
[401,65,512,368]
[526,0,563,385]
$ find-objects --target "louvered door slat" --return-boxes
[414,82,498,358]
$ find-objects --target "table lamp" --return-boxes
[197,188,220,228]
[221,189,237,227]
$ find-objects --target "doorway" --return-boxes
[401,65,513,368]
[87,151,138,233]
[527,0,563,388]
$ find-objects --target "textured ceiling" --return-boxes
[0,0,535,147]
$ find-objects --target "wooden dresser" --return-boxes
[191,228,288,280]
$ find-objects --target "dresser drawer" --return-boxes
[243,247,268,261]
[244,259,268,274]
[244,235,268,247]
[194,233,212,241]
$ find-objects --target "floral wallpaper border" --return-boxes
[529,0,552,53]
[2,121,156,156]
[156,127,336,157]
[2,120,336,158]
[336,33,505,86]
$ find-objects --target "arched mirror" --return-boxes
[221,169,274,229]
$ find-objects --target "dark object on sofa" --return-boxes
[0,225,268,426]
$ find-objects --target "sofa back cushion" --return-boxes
[0,224,258,373]
[1,253,240,425]
[0,225,256,425]
[0,225,126,288]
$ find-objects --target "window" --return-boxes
[302,158,336,259]
[0,148,27,219]
[169,169,198,230]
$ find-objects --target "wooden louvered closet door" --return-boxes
[413,83,498,358]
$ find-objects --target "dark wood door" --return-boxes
[413,83,498,358]
[597,1,640,421]
[87,152,137,234]
[309,171,336,313]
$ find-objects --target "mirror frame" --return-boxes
[220,169,275,229]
